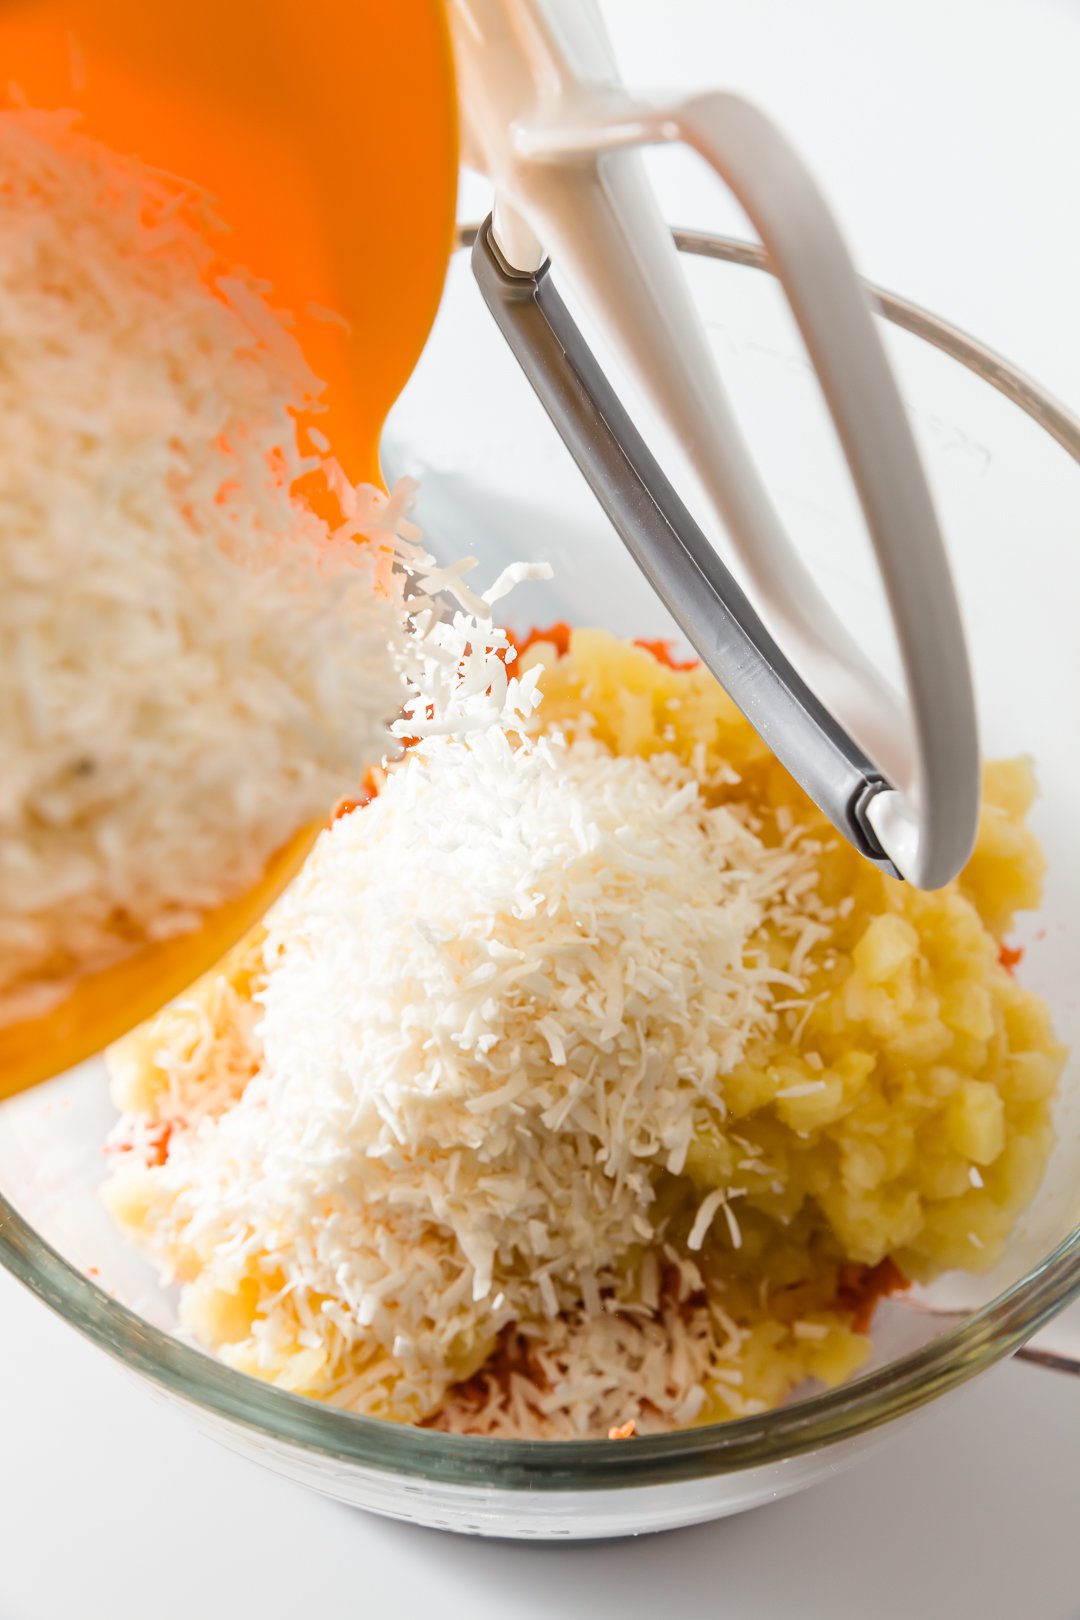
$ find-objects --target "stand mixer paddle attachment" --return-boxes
[451,0,980,893]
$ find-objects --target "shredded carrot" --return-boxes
[331,794,369,823]
[508,623,698,674]
[836,1257,909,1335]
[106,1118,178,1168]
[509,621,573,660]
[608,1418,637,1440]
[998,941,1024,974]
[632,637,699,672]
[330,766,382,824]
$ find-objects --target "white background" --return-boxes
[2,2,1079,1616]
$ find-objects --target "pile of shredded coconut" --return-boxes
[0,107,493,1019]
[103,623,1064,1436]
[107,647,815,1422]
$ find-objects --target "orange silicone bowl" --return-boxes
[0,0,459,1094]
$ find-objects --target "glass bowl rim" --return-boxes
[2,227,1078,1494]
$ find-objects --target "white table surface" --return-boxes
[3,3,1079,1616]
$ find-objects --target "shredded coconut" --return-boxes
[0,108,493,1019]
[427,1298,722,1439]
[118,683,812,1419]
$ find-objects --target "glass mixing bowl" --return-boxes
[1,231,1077,1539]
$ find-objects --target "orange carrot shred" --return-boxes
[507,623,699,673]
[510,621,573,660]
[632,637,699,672]
[836,1257,909,1335]
[330,767,382,824]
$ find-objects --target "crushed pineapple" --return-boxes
[528,630,1061,1292]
